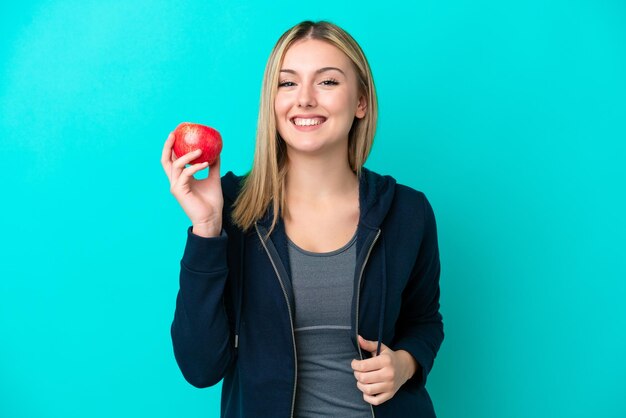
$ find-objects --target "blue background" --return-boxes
[1,1,625,417]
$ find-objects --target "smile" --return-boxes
[291,117,327,126]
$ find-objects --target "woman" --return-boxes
[161,20,444,418]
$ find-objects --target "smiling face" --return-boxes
[274,38,367,158]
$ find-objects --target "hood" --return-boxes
[221,170,245,206]
[357,167,397,229]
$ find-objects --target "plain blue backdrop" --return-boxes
[1,1,625,417]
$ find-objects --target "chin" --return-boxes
[286,138,347,157]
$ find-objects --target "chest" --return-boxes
[284,205,359,253]
[287,234,358,329]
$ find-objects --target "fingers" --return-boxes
[362,391,392,406]
[351,354,389,373]
[352,339,400,406]
[354,368,394,406]
[356,380,390,398]
[161,132,176,181]
[171,148,204,184]
[174,161,209,190]
[353,368,390,385]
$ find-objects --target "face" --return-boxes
[274,39,367,157]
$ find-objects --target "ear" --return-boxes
[355,94,367,119]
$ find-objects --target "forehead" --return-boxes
[281,39,352,72]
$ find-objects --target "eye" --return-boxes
[320,78,339,86]
[278,81,295,87]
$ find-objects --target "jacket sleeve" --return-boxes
[170,226,235,388]
[392,192,444,391]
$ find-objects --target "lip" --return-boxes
[289,114,327,132]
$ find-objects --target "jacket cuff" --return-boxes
[181,225,228,273]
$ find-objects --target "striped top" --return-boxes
[287,230,371,418]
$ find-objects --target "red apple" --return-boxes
[172,122,223,165]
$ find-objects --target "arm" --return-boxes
[392,193,444,391]
[170,226,235,388]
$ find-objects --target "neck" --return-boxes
[284,149,358,202]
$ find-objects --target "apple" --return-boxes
[172,122,223,165]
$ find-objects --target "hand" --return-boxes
[351,335,419,406]
[161,131,223,237]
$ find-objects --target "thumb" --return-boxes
[358,335,380,355]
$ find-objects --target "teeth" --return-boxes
[292,118,325,126]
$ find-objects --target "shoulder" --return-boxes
[392,184,434,236]
[366,167,431,215]
[375,171,436,232]
[395,182,427,207]
[360,166,435,226]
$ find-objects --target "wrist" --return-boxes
[397,349,418,382]
[192,222,221,238]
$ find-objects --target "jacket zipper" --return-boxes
[254,223,297,418]
[356,228,381,418]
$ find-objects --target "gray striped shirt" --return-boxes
[287,231,371,418]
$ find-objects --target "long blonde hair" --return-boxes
[231,20,378,235]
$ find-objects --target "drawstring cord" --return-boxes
[376,233,386,356]
[234,232,245,350]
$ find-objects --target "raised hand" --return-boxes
[161,131,223,237]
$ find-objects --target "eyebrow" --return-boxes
[279,67,346,76]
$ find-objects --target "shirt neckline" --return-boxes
[287,228,358,257]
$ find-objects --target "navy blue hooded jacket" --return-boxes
[171,167,444,418]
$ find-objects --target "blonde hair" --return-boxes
[231,20,378,235]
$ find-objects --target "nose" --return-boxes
[297,83,316,108]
